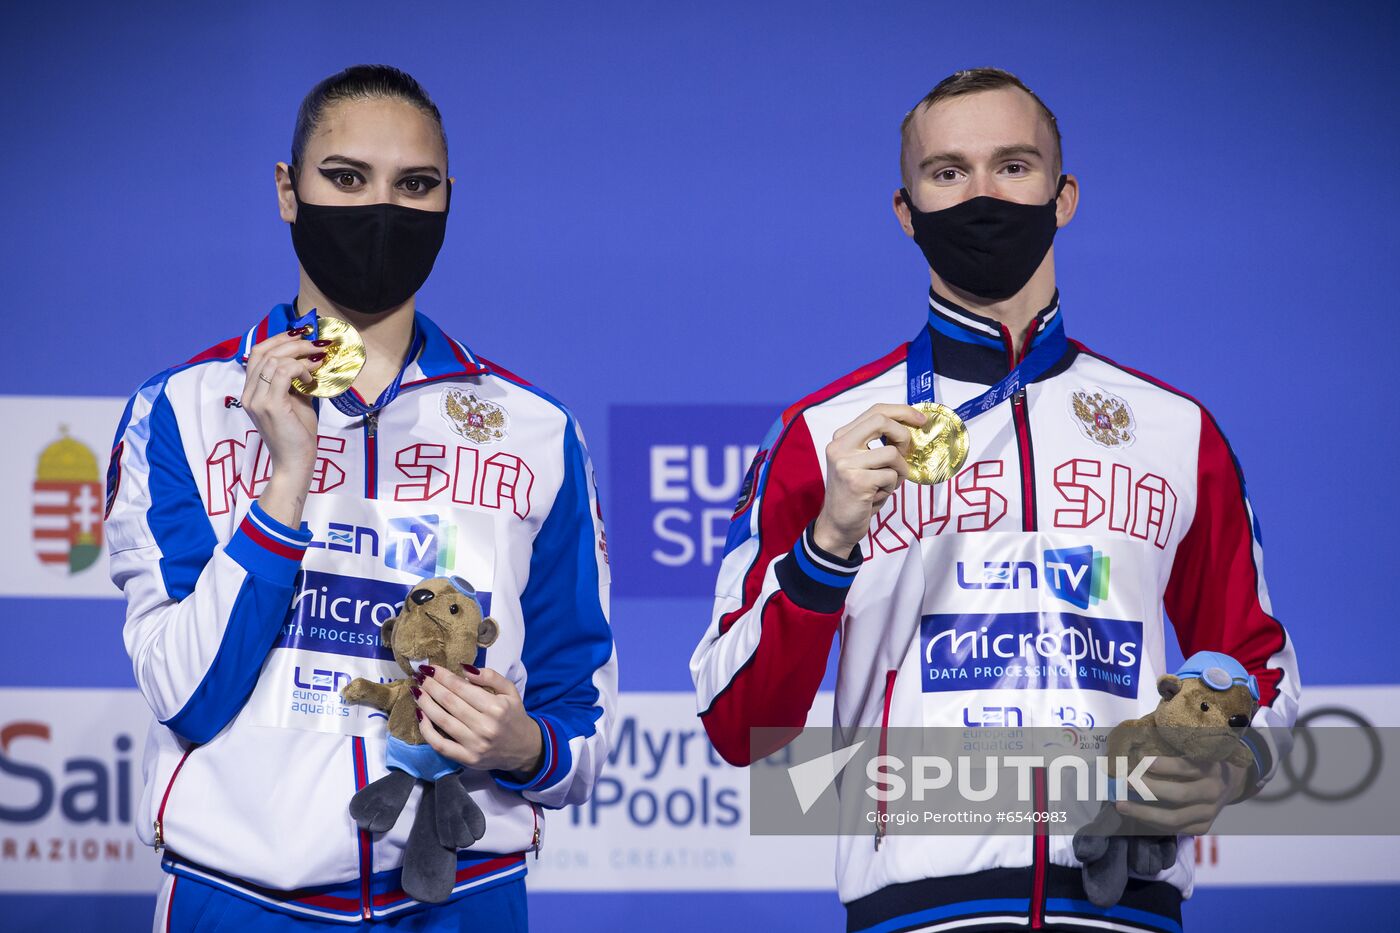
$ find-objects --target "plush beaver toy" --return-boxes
[341,576,499,904]
[1073,651,1259,908]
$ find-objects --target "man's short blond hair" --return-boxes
[900,68,1062,186]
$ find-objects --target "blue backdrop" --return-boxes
[2,0,1397,929]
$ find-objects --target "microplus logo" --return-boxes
[921,612,1143,698]
[281,570,494,664]
[284,571,410,662]
[1044,546,1110,610]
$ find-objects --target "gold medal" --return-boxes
[904,402,969,485]
[291,317,366,398]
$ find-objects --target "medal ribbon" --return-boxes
[906,310,1068,417]
[898,309,1068,713]
[289,308,425,419]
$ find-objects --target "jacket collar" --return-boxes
[239,303,489,387]
[924,287,1076,385]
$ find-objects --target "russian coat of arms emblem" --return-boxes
[1070,388,1136,448]
[441,388,509,444]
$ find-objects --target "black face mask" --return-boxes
[901,175,1066,301]
[288,170,450,315]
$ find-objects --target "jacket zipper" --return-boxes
[532,803,542,859]
[356,411,378,921]
[364,412,379,492]
[874,668,898,850]
[1002,323,1048,927]
[352,736,373,920]
[153,746,195,851]
[1002,322,1039,535]
[1011,389,1036,526]
[1031,767,1049,929]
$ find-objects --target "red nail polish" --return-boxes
[312,339,333,347]
[415,709,423,722]
[462,664,480,675]
[411,687,422,699]
[418,664,436,677]
[308,353,326,362]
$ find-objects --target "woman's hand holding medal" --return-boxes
[812,404,929,556]
[240,324,330,527]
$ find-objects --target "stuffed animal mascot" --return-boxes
[1072,651,1258,907]
[341,576,499,903]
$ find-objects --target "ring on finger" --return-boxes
[259,374,273,384]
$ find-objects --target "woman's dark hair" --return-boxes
[291,64,447,168]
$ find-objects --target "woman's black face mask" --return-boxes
[288,167,450,315]
[901,175,1067,301]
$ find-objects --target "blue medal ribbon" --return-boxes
[906,310,1068,418]
[289,307,425,420]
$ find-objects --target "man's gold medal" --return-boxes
[904,401,969,485]
[291,317,366,398]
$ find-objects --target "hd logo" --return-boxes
[1043,546,1110,610]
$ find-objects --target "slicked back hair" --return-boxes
[291,64,447,169]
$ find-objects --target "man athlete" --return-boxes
[690,68,1299,932]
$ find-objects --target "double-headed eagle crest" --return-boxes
[441,387,509,445]
[1070,388,1136,448]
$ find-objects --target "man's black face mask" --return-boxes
[288,168,450,315]
[901,175,1067,302]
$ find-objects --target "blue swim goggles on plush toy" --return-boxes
[1175,650,1260,702]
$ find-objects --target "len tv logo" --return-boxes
[306,514,456,579]
[1043,546,1109,610]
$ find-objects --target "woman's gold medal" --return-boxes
[904,401,969,485]
[291,317,366,398]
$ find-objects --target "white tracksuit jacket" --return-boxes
[106,302,616,923]
[691,289,1299,933]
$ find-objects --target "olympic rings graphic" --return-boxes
[1253,707,1383,804]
